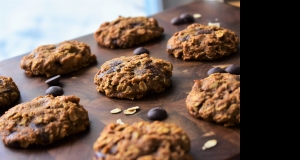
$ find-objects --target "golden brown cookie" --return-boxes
[0,76,20,108]
[186,73,240,127]
[93,121,192,160]
[20,40,97,77]
[0,95,90,148]
[94,54,173,100]
[94,16,164,49]
[166,23,239,60]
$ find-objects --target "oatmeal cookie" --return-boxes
[0,76,20,108]
[166,23,239,60]
[186,73,240,127]
[94,54,173,100]
[0,95,90,148]
[20,40,97,77]
[94,16,164,49]
[93,121,192,160]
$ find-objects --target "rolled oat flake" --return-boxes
[110,108,122,114]
[202,139,217,150]
[193,13,202,18]
[116,119,124,124]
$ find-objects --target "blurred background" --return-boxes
[0,0,238,61]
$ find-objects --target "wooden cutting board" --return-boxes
[0,1,240,160]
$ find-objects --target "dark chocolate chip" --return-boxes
[112,39,118,45]
[39,132,50,144]
[179,35,190,42]
[147,107,168,120]
[130,22,143,28]
[134,69,147,75]
[171,17,184,25]
[30,122,44,130]
[196,30,212,35]
[45,75,61,86]
[167,44,172,49]
[133,47,149,55]
[46,86,63,96]
[110,60,123,67]
[98,68,114,78]
[145,65,162,77]
[54,60,62,67]
[207,67,226,76]
[225,64,240,75]
[95,151,105,159]
[5,132,21,148]
[0,88,12,93]
[179,13,194,23]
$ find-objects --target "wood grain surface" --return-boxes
[0,1,240,160]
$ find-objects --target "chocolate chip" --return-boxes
[166,44,172,49]
[46,86,63,96]
[134,69,147,75]
[225,64,240,75]
[207,67,226,76]
[54,60,62,67]
[179,35,190,42]
[130,22,143,28]
[145,65,161,77]
[133,47,149,55]
[45,75,61,86]
[179,13,194,23]
[95,151,105,159]
[110,60,123,67]
[196,30,212,35]
[39,132,50,144]
[147,107,168,120]
[98,68,114,78]
[112,39,118,45]
[171,17,184,25]
[5,132,21,148]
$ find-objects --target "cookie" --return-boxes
[20,40,97,77]
[0,95,90,148]
[94,54,173,100]
[166,23,239,60]
[186,73,240,127]
[94,16,164,49]
[93,121,192,160]
[0,76,20,108]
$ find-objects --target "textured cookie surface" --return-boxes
[93,121,192,160]
[94,54,173,100]
[0,95,90,148]
[166,23,239,60]
[0,76,20,108]
[94,16,164,49]
[186,73,240,127]
[20,40,97,77]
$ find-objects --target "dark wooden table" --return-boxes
[0,1,240,160]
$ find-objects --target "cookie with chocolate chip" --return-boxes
[20,40,97,77]
[94,16,164,49]
[0,76,20,108]
[186,73,240,127]
[0,95,90,148]
[166,23,239,60]
[93,121,192,160]
[94,53,173,100]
